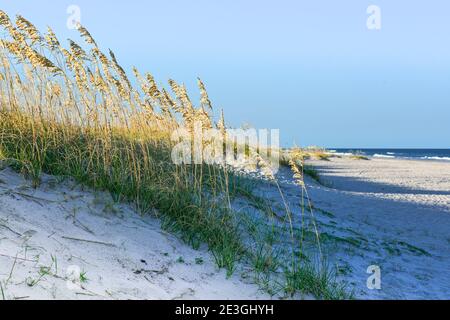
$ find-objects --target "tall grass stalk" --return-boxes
[0,11,349,299]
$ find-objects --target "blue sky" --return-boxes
[2,0,449,147]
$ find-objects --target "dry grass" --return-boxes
[350,155,369,161]
[0,11,349,299]
[281,147,334,163]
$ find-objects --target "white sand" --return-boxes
[1,157,449,300]
[0,167,270,300]
[273,157,450,299]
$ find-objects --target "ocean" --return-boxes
[329,149,450,161]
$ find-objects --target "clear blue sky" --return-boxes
[2,0,449,148]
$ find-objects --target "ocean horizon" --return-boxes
[328,148,450,161]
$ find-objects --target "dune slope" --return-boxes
[0,167,269,300]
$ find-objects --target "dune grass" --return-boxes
[350,155,369,161]
[303,165,322,183]
[0,11,350,299]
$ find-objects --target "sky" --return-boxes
[1,0,449,148]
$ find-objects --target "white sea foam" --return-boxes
[420,156,450,161]
[373,154,396,159]
[330,152,356,156]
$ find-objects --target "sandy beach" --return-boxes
[0,166,269,300]
[276,157,450,299]
[1,156,449,299]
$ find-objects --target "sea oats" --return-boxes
[68,39,88,60]
[15,15,41,45]
[51,83,62,97]
[77,25,97,47]
[132,67,145,89]
[217,109,226,130]
[1,13,344,301]
[145,73,162,100]
[111,76,128,98]
[161,88,178,112]
[72,60,88,91]
[87,67,95,86]
[0,10,13,30]
[198,77,212,111]
[0,11,25,44]
[61,48,75,71]
[8,27,26,45]
[1,40,20,56]
[250,149,275,180]
[93,66,109,93]
[109,49,131,89]
[45,27,60,50]
[289,159,305,186]
[22,45,62,73]
[180,84,194,112]
[92,48,113,82]
[192,109,209,130]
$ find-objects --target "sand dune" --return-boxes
[0,167,269,300]
[1,157,449,300]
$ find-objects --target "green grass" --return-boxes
[0,116,351,298]
[233,183,352,299]
[350,155,369,161]
[303,165,321,183]
[284,262,352,299]
[336,263,353,276]
[315,153,331,161]
[0,11,350,299]
[79,271,89,283]
[382,240,431,257]
[251,244,281,274]
[178,255,187,264]
[397,241,431,257]
[0,113,243,277]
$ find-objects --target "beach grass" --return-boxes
[0,11,350,299]
[350,155,369,161]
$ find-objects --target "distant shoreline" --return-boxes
[328,148,450,162]
[281,148,450,163]
[335,154,450,163]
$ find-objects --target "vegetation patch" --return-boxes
[0,11,350,299]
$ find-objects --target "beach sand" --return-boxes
[1,157,449,300]
[0,166,269,300]
[274,157,450,299]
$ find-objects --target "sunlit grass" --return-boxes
[0,11,350,299]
